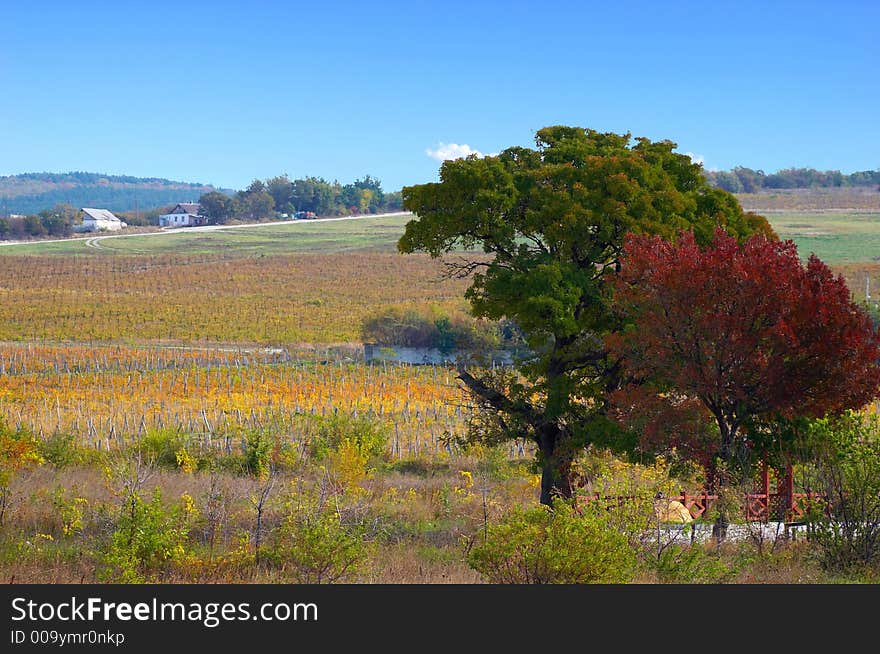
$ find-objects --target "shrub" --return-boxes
[360,305,500,352]
[467,502,637,583]
[52,486,88,538]
[0,420,44,526]
[242,429,272,479]
[265,491,369,583]
[309,415,388,463]
[97,488,197,583]
[134,428,189,469]
[805,413,880,570]
[651,544,740,583]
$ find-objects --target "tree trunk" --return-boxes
[538,427,574,507]
[711,419,736,541]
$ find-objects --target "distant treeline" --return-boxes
[0,171,223,215]
[704,167,880,193]
[1,188,218,216]
[0,204,80,239]
[197,175,402,224]
[5,171,215,186]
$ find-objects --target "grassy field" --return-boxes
[0,215,413,257]
[736,187,880,213]
[5,210,880,265]
[771,212,880,264]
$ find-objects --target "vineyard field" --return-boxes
[0,252,470,344]
[0,343,479,459]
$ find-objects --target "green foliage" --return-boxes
[467,502,637,583]
[705,166,880,192]
[200,173,399,224]
[242,430,272,479]
[309,415,389,463]
[651,544,741,584]
[134,428,190,469]
[264,489,370,583]
[801,413,880,571]
[38,432,104,468]
[97,488,197,583]
[52,486,88,538]
[360,305,501,352]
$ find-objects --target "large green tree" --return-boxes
[399,126,773,505]
[199,191,238,225]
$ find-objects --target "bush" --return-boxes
[651,544,741,583]
[360,305,500,352]
[309,415,388,463]
[98,488,197,583]
[467,502,637,583]
[805,413,880,570]
[264,491,369,583]
[134,428,189,469]
[38,432,104,468]
[242,429,271,479]
[0,420,44,526]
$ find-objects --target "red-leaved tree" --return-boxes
[612,228,880,487]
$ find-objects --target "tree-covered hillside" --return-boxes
[0,172,230,214]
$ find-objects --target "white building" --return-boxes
[77,208,126,232]
[159,203,207,227]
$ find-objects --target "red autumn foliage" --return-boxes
[606,384,717,468]
[611,228,880,461]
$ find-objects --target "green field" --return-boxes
[0,214,413,256]
[770,212,880,264]
[5,211,880,264]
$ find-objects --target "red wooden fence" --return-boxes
[579,490,826,522]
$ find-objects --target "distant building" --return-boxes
[363,343,516,366]
[77,208,126,232]
[159,203,207,227]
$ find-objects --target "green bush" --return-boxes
[97,488,197,583]
[38,432,105,468]
[651,544,740,583]
[804,413,880,571]
[242,429,272,479]
[134,428,190,469]
[467,502,637,583]
[360,305,500,352]
[309,415,388,462]
[264,493,369,583]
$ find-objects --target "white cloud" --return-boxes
[426,142,491,162]
[683,151,705,167]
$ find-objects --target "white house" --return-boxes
[77,208,126,232]
[159,203,207,227]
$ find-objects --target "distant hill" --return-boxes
[0,172,234,215]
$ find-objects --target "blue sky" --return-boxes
[1,0,877,192]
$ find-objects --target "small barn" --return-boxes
[159,203,207,227]
[78,208,126,232]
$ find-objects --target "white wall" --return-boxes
[82,218,124,232]
[159,213,195,227]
